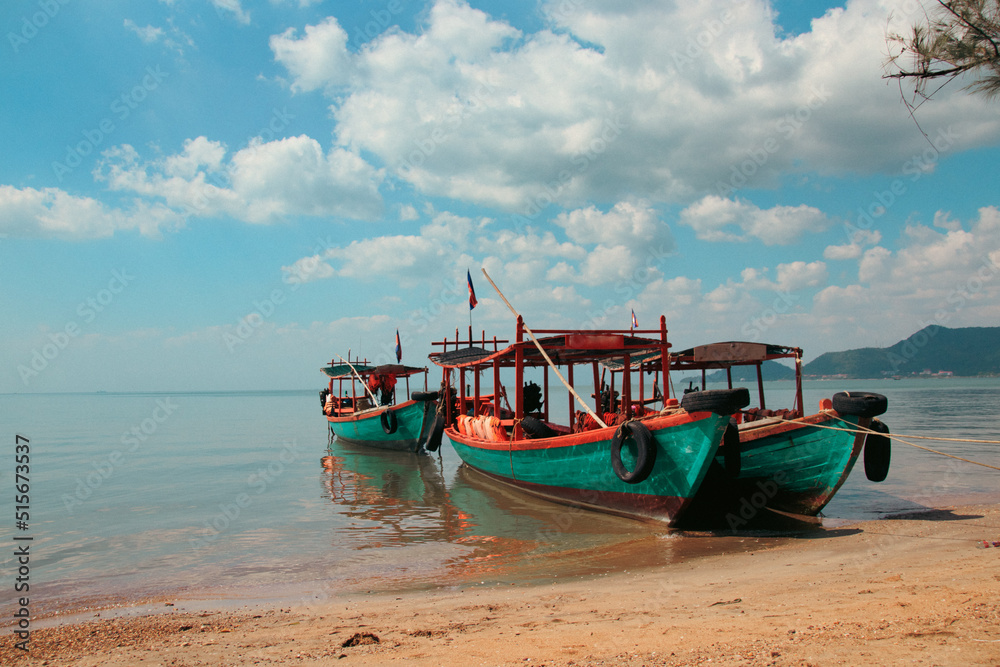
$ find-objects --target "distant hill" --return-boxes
[803,326,1000,378]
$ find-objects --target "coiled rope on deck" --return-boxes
[772,414,1000,472]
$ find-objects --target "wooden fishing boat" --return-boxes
[321,358,442,453]
[664,342,891,524]
[428,316,749,524]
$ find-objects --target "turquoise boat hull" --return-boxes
[327,399,435,453]
[445,410,730,524]
[689,411,870,523]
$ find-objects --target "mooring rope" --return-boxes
[771,414,1000,472]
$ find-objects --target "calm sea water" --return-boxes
[1,378,998,618]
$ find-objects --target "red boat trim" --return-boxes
[326,399,418,425]
[447,411,712,452]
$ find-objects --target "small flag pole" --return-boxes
[467,268,478,343]
[481,268,607,429]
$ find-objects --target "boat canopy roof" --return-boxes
[322,363,427,379]
[602,342,802,372]
[430,332,668,370]
[670,341,801,369]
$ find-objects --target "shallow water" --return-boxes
[1,378,998,618]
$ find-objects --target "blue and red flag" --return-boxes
[630,309,638,330]
[394,329,402,362]
[467,269,478,310]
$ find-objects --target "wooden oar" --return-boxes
[337,354,381,406]
[480,269,608,429]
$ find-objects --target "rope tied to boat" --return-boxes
[508,417,523,445]
[773,413,1000,472]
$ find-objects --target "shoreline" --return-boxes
[4,502,999,665]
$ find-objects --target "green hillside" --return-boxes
[803,326,1000,378]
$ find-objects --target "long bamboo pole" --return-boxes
[480,269,607,429]
[337,354,381,405]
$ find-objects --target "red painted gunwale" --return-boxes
[447,410,714,452]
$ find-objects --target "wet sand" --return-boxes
[4,503,1000,666]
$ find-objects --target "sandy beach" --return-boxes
[4,503,999,666]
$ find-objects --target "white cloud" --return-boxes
[269,0,1000,211]
[809,207,1000,351]
[824,229,881,260]
[212,0,250,25]
[545,201,674,285]
[292,233,456,288]
[270,0,322,7]
[0,185,184,239]
[124,20,164,44]
[282,254,336,284]
[97,135,384,223]
[270,18,352,92]
[399,204,419,221]
[775,260,828,291]
[679,195,829,244]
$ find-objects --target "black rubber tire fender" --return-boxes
[680,388,751,415]
[423,413,445,452]
[521,416,557,439]
[381,409,398,435]
[832,392,888,418]
[864,418,891,482]
[610,421,656,484]
[411,391,439,402]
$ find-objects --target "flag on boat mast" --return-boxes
[394,329,402,362]
[631,308,638,331]
[467,269,478,310]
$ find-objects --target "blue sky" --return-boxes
[3,0,998,392]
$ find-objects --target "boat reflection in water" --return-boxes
[318,443,790,589]
[321,442,461,548]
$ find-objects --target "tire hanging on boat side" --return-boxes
[680,388,751,415]
[611,421,656,484]
[381,409,398,434]
[864,418,891,482]
[423,413,445,452]
[831,392,888,418]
